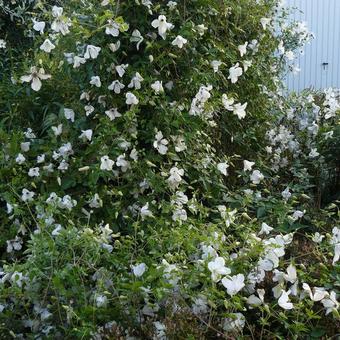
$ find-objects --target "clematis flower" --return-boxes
[105,19,120,36]
[250,170,264,184]
[132,263,147,277]
[128,72,144,89]
[243,160,255,172]
[32,18,45,34]
[79,129,93,142]
[40,39,55,53]
[259,222,273,235]
[228,63,243,84]
[100,156,115,171]
[233,102,247,119]
[108,80,125,93]
[15,153,26,164]
[73,56,86,68]
[126,92,139,105]
[321,291,339,315]
[238,42,248,57]
[84,45,101,59]
[223,313,246,332]
[207,257,231,282]
[211,60,222,73]
[281,187,291,200]
[109,41,121,53]
[28,167,40,177]
[21,189,35,202]
[217,162,229,176]
[153,131,168,155]
[171,35,188,48]
[302,283,328,302]
[105,107,121,121]
[140,202,153,219]
[51,6,72,35]
[167,167,184,189]
[278,290,294,309]
[260,17,271,30]
[116,64,129,77]
[243,60,252,72]
[222,94,234,110]
[20,67,51,92]
[222,274,245,296]
[90,76,101,87]
[151,80,164,94]
[130,30,144,50]
[151,15,174,39]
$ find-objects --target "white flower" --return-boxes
[151,80,164,94]
[321,291,339,315]
[100,156,115,171]
[233,102,247,119]
[20,67,51,92]
[73,56,86,68]
[292,210,304,221]
[260,17,271,30]
[250,170,264,184]
[151,15,174,39]
[105,107,122,121]
[278,290,293,310]
[126,92,139,105]
[196,24,208,36]
[64,108,75,122]
[238,42,248,57]
[207,257,231,282]
[153,131,168,155]
[32,19,45,34]
[132,263,147,277]
[90,76,101,87]
[116,154,130,172]
[247,289,265,307]
[84,105,95,116]
[105,19,120,36]
[21,189,35,202]
[308,148,319,158]
[167,1,177,10]
[285,50,295,60]
[140,202,153,219]
[302,283,328,302]
[333,243,340,265]
[79,129,93,142]
[284,264,297,284]
[84,45,101,59]
[243,60,252,72]
[28,167,40,177]
[228,63,243,84]
[172,207,187,222]
[281,187,291,201]
[15,153,26,164]
[171,35,187,48]
[51,6,72,35]
[40,39,56,53]
[221,94,234,110]
[130,29,144,50]
[217,162,229,176]
[108,80,125,93]
[222,274,245,296]
[211,60,222,73]
[128,72,144,89]
[243,160,255,172]
[259,222,273,235]
[223,313,246,332]
[89,193,103,208]
[312,232,324,243]
[116,64,129,78]
[21,142,30,152]
[167,167,184,189]
[96,295,108,307]
[109,41,121,53]
[189,85,212,116]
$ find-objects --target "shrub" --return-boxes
[0,0,339,338]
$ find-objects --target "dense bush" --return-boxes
[0,0,339,338]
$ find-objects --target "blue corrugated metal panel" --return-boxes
[286,0,340,91]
